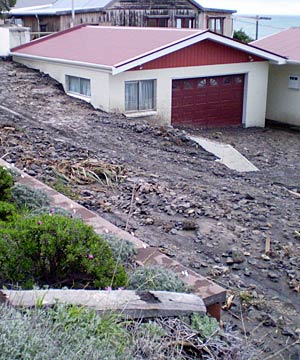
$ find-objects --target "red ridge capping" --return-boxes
[11,23,89,53]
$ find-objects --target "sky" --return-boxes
[199,0,300,15]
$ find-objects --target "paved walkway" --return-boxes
[190,135,259,173]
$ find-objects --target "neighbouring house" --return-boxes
[11,25,285,127]
[9,0,236,37]
[253,28,300,127]
[0,24,30,57]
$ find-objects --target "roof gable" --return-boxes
[132,39,265,71]
[11,25,287,74]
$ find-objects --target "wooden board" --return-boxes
[0,289,206,319]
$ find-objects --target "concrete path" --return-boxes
[190,135,259,173]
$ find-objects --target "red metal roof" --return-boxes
[12,25,202,67]
[253,28,300,62]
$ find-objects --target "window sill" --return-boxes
[124,110,157,118]
[67,92,91,102]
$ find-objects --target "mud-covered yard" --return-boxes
[1,60,300,359]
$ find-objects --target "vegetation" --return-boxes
[0,200,17,222]
[128,265,191,292]
[233,29,254,43]
[191,313,219,338]
[0,214,127,289]
[0,0,16,16]
[103,233,137,265]
[0,166,13,201]
[11,184,50,211]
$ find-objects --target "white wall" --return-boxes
[9,28,30,49]
[0,27,30,57]
[0,28,10,57]
[110,61,269,127]
[12,56,111,112]
[267,64,300,126]
[13,55,269,128]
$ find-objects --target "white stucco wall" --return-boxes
[109,61,269,128]
[0,27,30,57]
[13,55,269,128]
[12,56,111,112]
[0,28,10,57]
[9,28,30,49]
[266,64,300,126]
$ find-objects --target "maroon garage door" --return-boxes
[171,74,245,127]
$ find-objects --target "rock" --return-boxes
[145,218,154,225]
[227,248,245,264]
[268,271,279,282]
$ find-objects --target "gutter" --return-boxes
[10,53,113,73]
[287,60,300,65]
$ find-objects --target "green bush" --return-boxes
[0,201,17,222]
[190,313,219,338]
[0,166,14,201]
[0,214,127,289]
[128,266,191,293]
[102,234,137,264]
[11,183,50,210]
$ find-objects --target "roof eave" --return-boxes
[287,60,300,65]
[187,0,236,13]
[11,52,113,73]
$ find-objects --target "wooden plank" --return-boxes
[0,290,206,319]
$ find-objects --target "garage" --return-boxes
[171,74,245,127]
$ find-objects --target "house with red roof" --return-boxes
[11,25,285,128]
[253,28,300,127]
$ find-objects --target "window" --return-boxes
[176,18,194,28]
[183,80,193,89]
[207,17,224,34]
[147,18,168,27]
[125,80,155,112]
[197,79,207,88]
[39,24,47,32]
[209,78,218,86]
[66,75,91,97]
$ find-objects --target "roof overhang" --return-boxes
[11,52,113,73]
[188,0,236,13]
[112,30,287,75]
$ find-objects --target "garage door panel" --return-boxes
[172,74,244,127]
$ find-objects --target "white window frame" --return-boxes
[125,79,156,112]
[66,75,91,98]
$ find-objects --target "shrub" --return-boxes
[128,266,191,293]
[0,214,127,289]
[0,303,132,360]
[11,184,50,210]
[102,234,137,264]
[190,313,219,338]
[0,166,14,201]
[29,206,75,218]
[0,201,17,222]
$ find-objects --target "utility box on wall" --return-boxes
[0,25,30,57]
[288,75,300,90]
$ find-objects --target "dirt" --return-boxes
[1,60,300,359]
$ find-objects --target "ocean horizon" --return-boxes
[233,14,300,40]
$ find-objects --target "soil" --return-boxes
[1,60,300,359]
